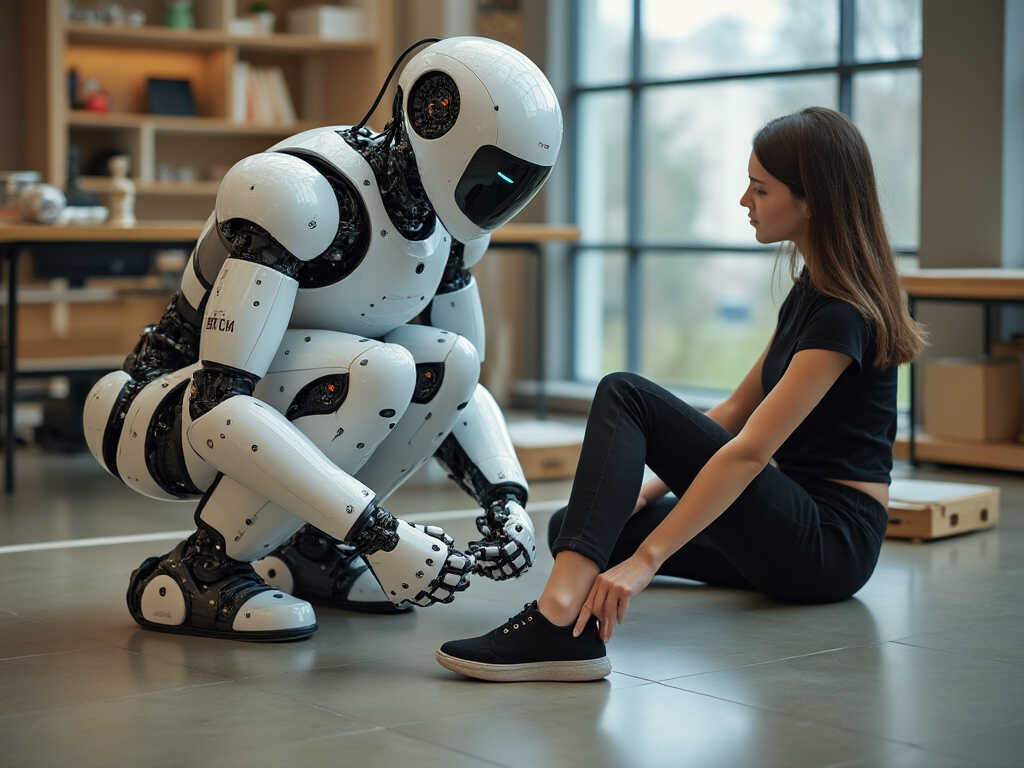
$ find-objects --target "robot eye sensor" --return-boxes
[409,71,460,139]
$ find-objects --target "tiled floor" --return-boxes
[1,448,1022,767]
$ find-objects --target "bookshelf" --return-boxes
[22,0,396,221]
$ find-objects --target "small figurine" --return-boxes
[107,154,136,226]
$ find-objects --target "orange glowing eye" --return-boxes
[428,103,434,114]
[441,98,449,107]
[327,384,335,392]
[424,371,433,378]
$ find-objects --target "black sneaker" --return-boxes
[436,601,611,682]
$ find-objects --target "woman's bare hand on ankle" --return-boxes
[573,554,657,642]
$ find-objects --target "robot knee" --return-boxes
[362,341,416,378]
[83,370,134,476]
[356,341,417,408]
[442,334,481,400]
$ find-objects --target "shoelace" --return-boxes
[500,601,538,634]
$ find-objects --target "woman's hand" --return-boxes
[573,553,657,643]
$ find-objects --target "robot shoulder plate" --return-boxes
[215,152,339,261]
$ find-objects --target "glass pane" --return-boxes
[578,0,633,85]
[855,0,922,60]
[853,69,920,248]
[643,0,838,80]
[639,253,788,391]
[574,251,628,380]
[577,90,631,243]
[642,75,837,243]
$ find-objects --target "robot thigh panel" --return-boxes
[355,324,481,501]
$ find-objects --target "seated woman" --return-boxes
[435,106,926,682]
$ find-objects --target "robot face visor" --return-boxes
[453,145,551,229]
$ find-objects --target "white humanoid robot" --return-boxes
[81,37,562,640]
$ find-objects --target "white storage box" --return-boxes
[287,5,365,40]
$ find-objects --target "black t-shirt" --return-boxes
[761,272,897,483]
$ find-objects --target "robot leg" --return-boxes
[83,366,313,640]
[127,332,420,635]
[354,324,481,500]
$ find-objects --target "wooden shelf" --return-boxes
[24,0,396,217]
[66,22,375,53]
[69,111,317,136]
[894,433,1024,471]
[79,177,219,197]
[1,221,581,245]
[900,269,1024,300]
[0,221,204,243]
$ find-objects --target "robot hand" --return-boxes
[358,511,474,607]
[468,499,536,580]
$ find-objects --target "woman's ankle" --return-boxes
[536,550,601,627]
[537,592,582,627]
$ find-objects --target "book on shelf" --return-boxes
[232,63,297,125]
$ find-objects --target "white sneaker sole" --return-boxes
[435,649,611,682]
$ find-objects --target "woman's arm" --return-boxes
[576,347,852,639]
[638,347,851,566]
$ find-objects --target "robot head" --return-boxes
[397,37,563,243]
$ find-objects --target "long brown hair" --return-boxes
[753,106,926,368]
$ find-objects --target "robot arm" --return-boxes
[435,385,534,580]
[425,236,535,579]
[421,236,489,361]
[187,152,336,420]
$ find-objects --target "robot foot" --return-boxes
[253,525,411,615]
[127,524,318,642]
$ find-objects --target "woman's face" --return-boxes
[739,151,809,245]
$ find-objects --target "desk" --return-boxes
[897,269,1024,471]
[0,221,579,493]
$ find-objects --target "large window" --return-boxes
[570,0,921,404]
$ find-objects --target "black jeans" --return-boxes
[549,372,888,603]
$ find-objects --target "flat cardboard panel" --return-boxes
[886,480,999,541]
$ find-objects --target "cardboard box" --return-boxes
[287,6,365,40]
[992,338,1024,441]
[886,479,999,541]
[509,420,583,481]
[924,357,1020,442]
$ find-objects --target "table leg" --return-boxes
[982,300,994,355]
[908,295,917,466]
[4,246,16,493]
[532,244,547,420]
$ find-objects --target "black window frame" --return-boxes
[567,0,921,381]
